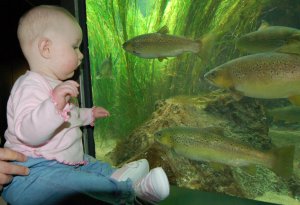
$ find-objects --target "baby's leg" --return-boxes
[2,157,134,205]
[78,154,117,176]
[81,154,150,184]
[81,155,169,204]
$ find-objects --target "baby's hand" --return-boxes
[92,107,110,119]
[52,80,79,110]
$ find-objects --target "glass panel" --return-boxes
[86,0,300,204]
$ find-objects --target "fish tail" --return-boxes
[196,33,218,61]
[271,145,295,178]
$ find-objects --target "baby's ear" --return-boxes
[38,38,52,58]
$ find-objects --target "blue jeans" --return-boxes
[2,155,134,205]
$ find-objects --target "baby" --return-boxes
[2,5,169,205]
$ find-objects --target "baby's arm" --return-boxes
[14,80,79,146]
[53,80,110,126]
[79,107,110,126]
[92,107,110,119]
[52,80,79,111]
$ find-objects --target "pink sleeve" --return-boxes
[12,85,65,146]
[79,107,94,126]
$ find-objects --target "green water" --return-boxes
[86,0,300,204]
[160,186,277,205]
[86,0,267,145]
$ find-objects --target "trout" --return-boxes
[123,26,215,61]
[236,21,300,54]
[204,52,300,105]
[155,127,294,178]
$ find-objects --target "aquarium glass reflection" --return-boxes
[86,0,300,204]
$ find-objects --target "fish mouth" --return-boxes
[203,71,221,88]
[122,42,135,52]
[199,74,207,83]
[132,50,142,55]
[122,42,130,50]
[203,71,214,83]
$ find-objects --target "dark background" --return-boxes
[0,0,62,145]
[0,4,105,205]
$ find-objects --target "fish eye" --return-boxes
[132,50,141,55]
[205,71,216,79]
[210,72,216,77]
[154,132,161,137]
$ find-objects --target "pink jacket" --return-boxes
[4,71,93,164]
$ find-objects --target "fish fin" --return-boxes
[269,114,281,122]
[288,95,300,106]
[203,126,225,136]
[258,20,270,30]
[158,57,167,62]
[241,165,257,176]
[271,145,295,178]
[291,33,300,41]
[196,33,218,61]
[229,88,244,101]
[276,41,300,55]
[157,26,169,34]
[209,162,225,171]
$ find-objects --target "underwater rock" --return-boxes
[108,90,297,200]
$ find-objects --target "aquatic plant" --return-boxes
[86,0,299,203]
[86,0,271,157]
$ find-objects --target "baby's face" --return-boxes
[50,18,83,80]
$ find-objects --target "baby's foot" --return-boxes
[134,167,170,203]
[111,159,149,184]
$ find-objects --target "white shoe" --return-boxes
[111,159,149,184]
[134,167,170,203]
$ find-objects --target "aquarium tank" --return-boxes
[83,0,300,204]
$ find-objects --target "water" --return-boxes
[85,0,300,204]
[161,186,277,205]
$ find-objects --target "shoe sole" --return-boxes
[149,167,170,200]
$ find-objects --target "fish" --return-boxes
[122,26,215,61]
[96,54,114,80]
[154,127,294,178]
[267,105,300,123]
[203,52,300,105]
[236,21,300,54]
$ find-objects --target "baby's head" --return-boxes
[18,5,83,80]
